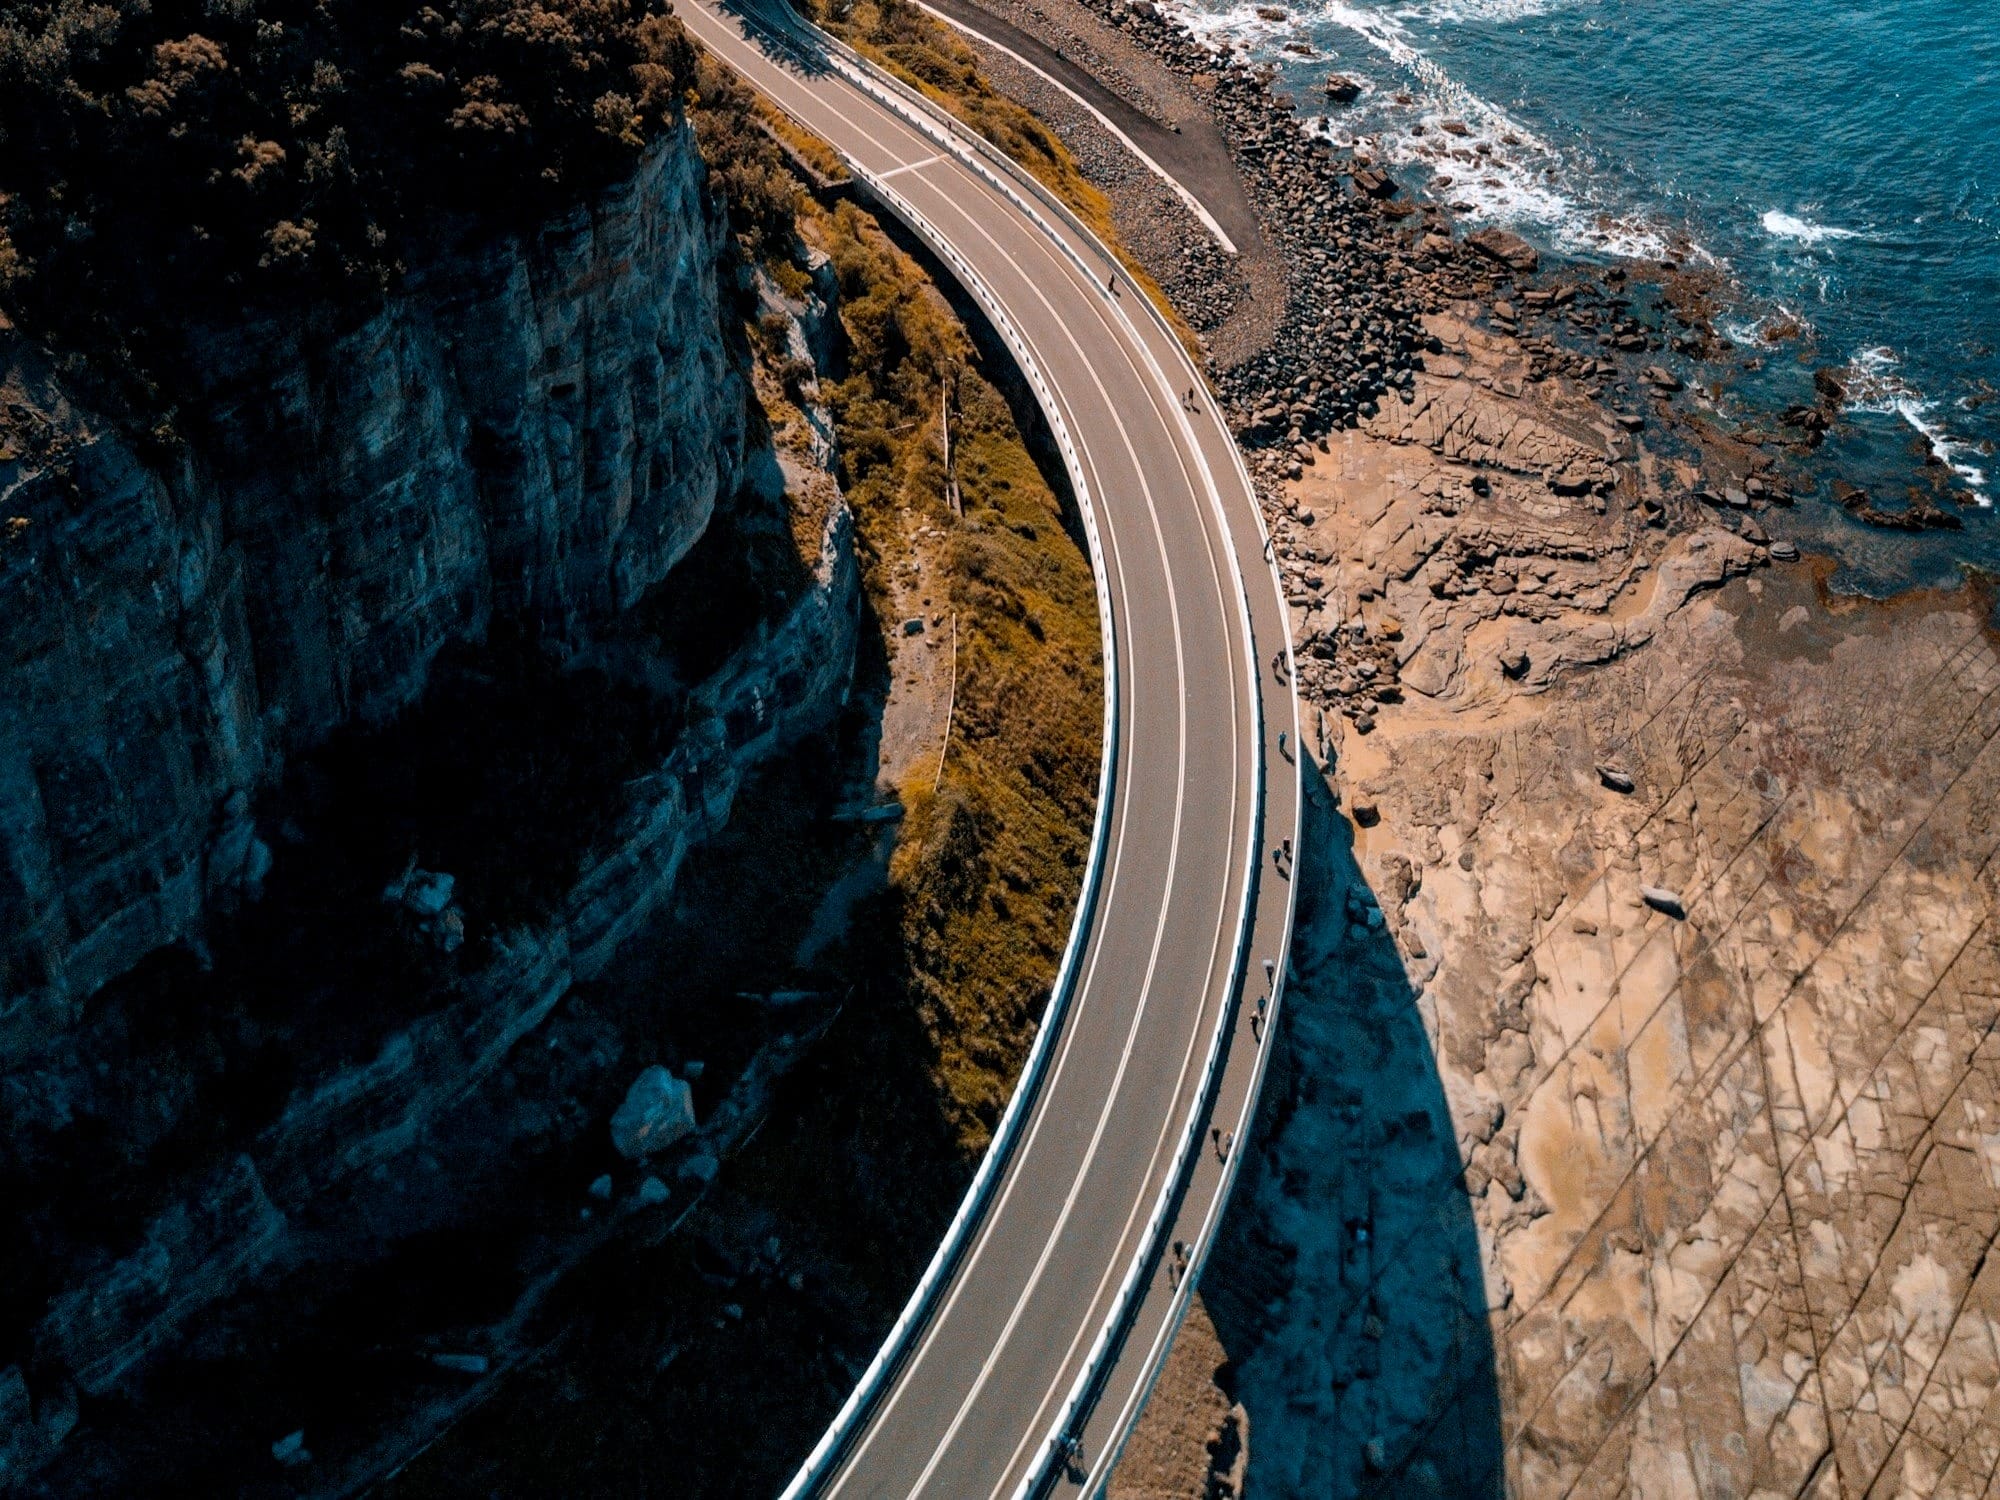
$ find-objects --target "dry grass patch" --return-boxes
[804,195,1103,1149]
[690,46,1105,1147]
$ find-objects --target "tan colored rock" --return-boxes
[1199,567,2000,1498]
[1135,292,2000,1498]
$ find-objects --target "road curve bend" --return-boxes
[675,5,1304,1493]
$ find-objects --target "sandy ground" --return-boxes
[873,519,956,799]
[936,0,1288,370]
[1108,1297,1246,1500]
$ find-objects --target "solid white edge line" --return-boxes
[1003,190,1269,1500]
[675,16,1132,1499]
[820,92,1268,1500]
[1057,156,1303,1491]
[975,199,1250,1493]
[847,40,1302,1491]
[786,6,1284,1483]
[1074,271,1305,1500]
[908,0,1239,256]
[708,60,1161,1491]
[689,8,1299,1495]
[896,173,1214,1496]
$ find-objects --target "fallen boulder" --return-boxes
[1641,886,1687,920]
[1466,227,1540,274]
[610,1066,698,1160]
[271,1430,311,1468]
[382,864,466,952]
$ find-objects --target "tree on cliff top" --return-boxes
[0,0,696,378]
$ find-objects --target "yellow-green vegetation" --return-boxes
[759,104,854,190]
[805,196,1103,1149]
[688,50,815,263]
[790,0,1199,353]
[687,45,1103,1149]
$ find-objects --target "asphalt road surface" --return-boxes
[674,6,1303,1493]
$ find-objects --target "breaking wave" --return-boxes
[1761,210,1864,245]
[1845,348,1991,504]
[1173,0,1687,260]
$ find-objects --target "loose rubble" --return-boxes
[609,1064,699,1160]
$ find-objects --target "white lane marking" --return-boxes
[684,6,938,171]
[962,189,1249,1490]
[1075,359,1292,1494]
[884,162,1253,1494]
[937,167,1249,1493]
[819,178,1184,1493]
[762,68,1251,1500]
[901,209,1194,1500]
[911,0,1238,256]
[684,17,1259,1494]
[876,151,945,180]
[814,34,1281,1485]
[750,72,1201,1490]
[736,51,1196,1497]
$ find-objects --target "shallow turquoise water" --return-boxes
[1175,0,2000,590]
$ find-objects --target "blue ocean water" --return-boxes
[1174,0,2000,591]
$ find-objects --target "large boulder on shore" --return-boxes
[1351,167,1399,200]
[611,1066,698,1160]
[1467,227,1540,274]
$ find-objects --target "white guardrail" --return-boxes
[712,7,1299,1495]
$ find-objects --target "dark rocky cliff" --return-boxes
[1,124,748,1041]
[0,119,862,1487]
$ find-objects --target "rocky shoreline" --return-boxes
[928,2,2000,1496]
[953,0,1885,732]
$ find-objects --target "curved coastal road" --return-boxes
[676,4,1303,1493]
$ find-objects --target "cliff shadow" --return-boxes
[1,477,863,1493]
[717,0,842,81]
[21,710,969,1498]
[1198,759,1504,1499]
[361,728,982,1500]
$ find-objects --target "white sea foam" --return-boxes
[1395,0,1583,23]
[1844,347,1991,504]
[1719,305,1816,348]
[1171,0,1690,262]
[1760,209,1863,245]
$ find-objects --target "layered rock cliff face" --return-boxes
[0,120,864,1487]
[0,124,745,1045]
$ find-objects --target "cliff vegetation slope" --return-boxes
[0,0,697,389]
